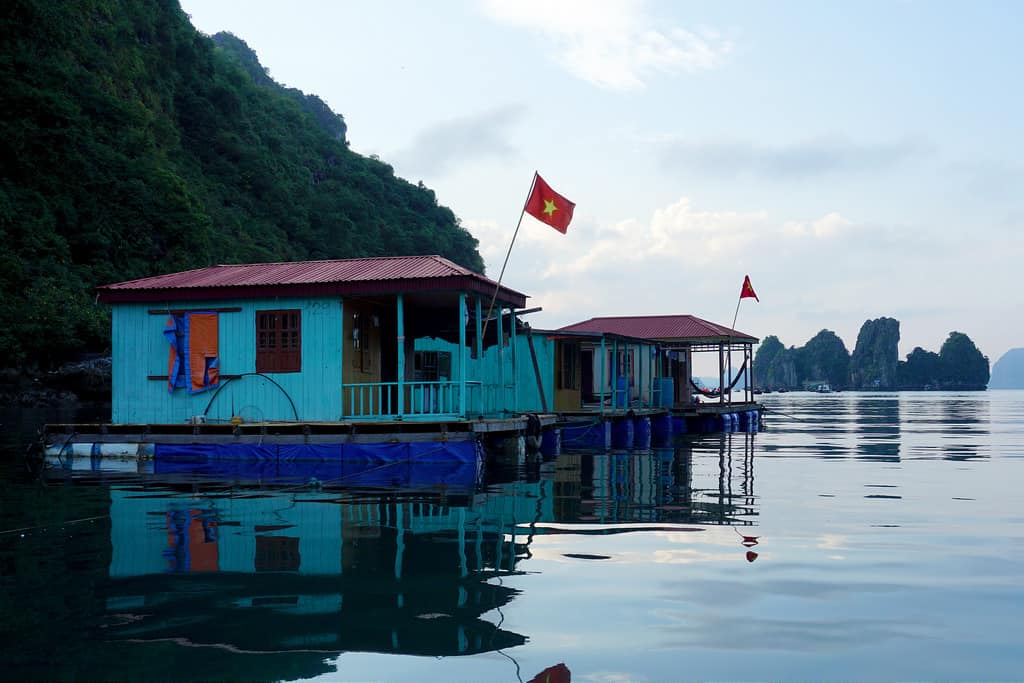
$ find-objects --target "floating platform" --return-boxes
[40,406,760,477]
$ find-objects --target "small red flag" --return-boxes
[740,275,759,301]
[524,173,575,234]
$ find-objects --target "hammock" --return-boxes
[690,359,748,397]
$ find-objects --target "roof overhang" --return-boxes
[97,276,528,309]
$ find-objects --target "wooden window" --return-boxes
[254,536,300,572]
[256,309,301,373]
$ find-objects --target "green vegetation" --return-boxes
[0,0,482,368]
[849,317,901,389]
[756,319,990,390]
[753,335,797,389]
[795,329,850,389]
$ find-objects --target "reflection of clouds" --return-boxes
[651,548,736,565]
[658,578,907,609]
[652,611,935,652]
[581,671,649,683]
[818,534,848,550]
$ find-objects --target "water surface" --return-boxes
[2,392,1023,681]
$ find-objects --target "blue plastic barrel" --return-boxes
[615,375,628,409]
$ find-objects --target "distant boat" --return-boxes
[811,383,832,393]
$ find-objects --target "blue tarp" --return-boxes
[152,441,481,489]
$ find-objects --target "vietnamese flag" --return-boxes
[740,275,759,301]
[524,173,575,234]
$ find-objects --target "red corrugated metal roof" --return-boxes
[101,255,478,290]
[558,315,757,342]
[97,255,528,307]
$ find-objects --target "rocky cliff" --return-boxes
[849,318,901,389]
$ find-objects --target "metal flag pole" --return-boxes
[481,171,538,343]
[729,294,743,404]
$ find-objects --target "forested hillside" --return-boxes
[0,0,482,368]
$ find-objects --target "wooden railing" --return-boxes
[341,381,514,420]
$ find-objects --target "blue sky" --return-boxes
[180,0,1023,366]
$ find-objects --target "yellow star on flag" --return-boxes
[524,172,575,234]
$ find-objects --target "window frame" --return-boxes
[256,309,302,373]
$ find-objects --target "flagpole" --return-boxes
[481,172,538,343]
[731,296,742,330]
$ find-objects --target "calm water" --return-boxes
[2,392,1023,681]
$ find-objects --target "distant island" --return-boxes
[755,317,990,391]
[989,348,1024,389]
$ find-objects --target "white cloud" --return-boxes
[551,198,770,276]
[782,211,851,238]
[468,196,855,327]
[478,0,732,89]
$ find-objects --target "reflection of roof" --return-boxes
[558,315,757,343]
[97,255,527,307]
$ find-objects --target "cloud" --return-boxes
[782,212,851,238]
[478,0,732,89]
[392,104,525,177]
[549,198,771,277]
[658,136,932,179]
[468,196,855,325]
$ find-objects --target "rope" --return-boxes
[558,420,602,443]
[0,514,109,537]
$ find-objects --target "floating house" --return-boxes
[557,315,760,418]
[523,329,666,413]
[44,259,763,468]
[96,255,528,424]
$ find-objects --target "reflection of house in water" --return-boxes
[551,433,758,527]
[100,433,759,661]
[106,487,536,658]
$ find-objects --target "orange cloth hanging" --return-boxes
[188,313,219,393]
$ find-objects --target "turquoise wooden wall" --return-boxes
[111,297,344,424]
[413,330,554,414]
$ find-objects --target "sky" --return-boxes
[179,0,1024,367]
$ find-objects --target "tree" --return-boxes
[938,332,989,389]
[897,347,942,389]
[800,329,850,389]
[0,0,483,368]
[753,335,798,390]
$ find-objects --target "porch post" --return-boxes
[648,343,654,409]
[599,336,606,417]
[510,305,518,413]
[497,303,504,414]
[613,338,619,413]
[475,296,483,366]
[747,344,754,403]
[718,343,725,405]
[458,292,466,418]
[344,296,348,417]
[727,338,733,405]
[397,294,405,417]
